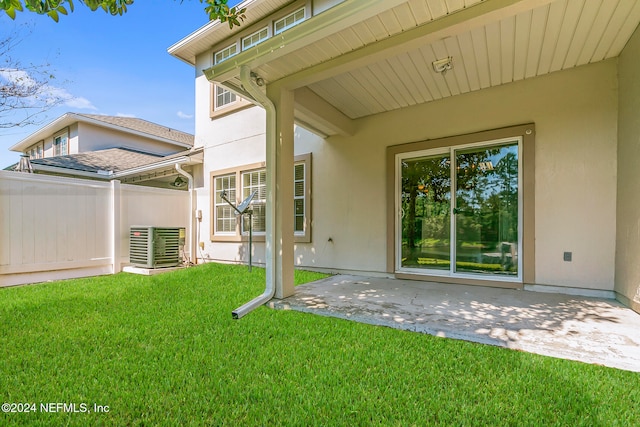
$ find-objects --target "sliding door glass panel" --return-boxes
[454,143,519,276]
[400,153,451,270]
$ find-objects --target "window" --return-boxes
[212,44,244,113]
[214,44,237,64]
[53,132,68,156]
[241,169,267,233]
[274,8,305,35]
[214,174,237,234]
[210,154,311,242]
[294,163,305,233]
[242,27,268,51]
[215,85,237,110]
[26,141,44,159]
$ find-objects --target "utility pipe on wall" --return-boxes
[232,65,277,319]
[175,164,196,265]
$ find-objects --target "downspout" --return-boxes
[175,164,196,265]
[232,65,276,319]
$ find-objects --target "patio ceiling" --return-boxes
[205,0,640,135]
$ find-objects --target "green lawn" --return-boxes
[1,263,639,426]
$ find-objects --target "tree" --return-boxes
[1,0,246,27]
[0,26,68,128]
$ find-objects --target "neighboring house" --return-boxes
[164,0,640,314]
[6,112,201,188]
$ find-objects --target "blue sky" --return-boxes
[0,1,240,168]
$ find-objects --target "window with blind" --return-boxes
[210,154,311,242]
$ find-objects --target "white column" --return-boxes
[267,84,295,299]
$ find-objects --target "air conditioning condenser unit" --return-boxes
[129,226,185,268]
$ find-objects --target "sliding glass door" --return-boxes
[397,139,521,280]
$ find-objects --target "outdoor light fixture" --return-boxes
[432,56,453,74]
[170,176,187,188]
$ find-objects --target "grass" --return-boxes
[1,263,639,426]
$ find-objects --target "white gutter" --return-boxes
[175,164,196,265]
[231,65,276,319]
[111,156,191,179]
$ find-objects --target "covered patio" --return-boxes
[270,275,640,372]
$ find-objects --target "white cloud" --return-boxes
[0,68,97,110]
[116,113,137,118]
[177,111,193,119]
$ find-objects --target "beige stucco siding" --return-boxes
[300,59,618,288]
[194,59,618,290]
[616,25,640,311]
[76,123,183,156]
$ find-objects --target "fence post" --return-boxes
[110,180,121,274]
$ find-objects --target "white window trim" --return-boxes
[274,7,306,35]
[210,154,312,243]
[213,173,238,236]
[242,27,269,51]
[53,130,69,157]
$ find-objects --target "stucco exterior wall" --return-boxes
[76,123,185,155]
[616,25,640,312]
[194,60,618,290]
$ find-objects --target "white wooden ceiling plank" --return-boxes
[444,36,472,93]
[368,61,415,107]
[525,5,549,78]
[350,21,378,46]
[326,32,355,56]
[427,0,449,21]
[315,38,344,60]
[384,53,430,104]
[470,27,491,89]
[377,8,404,36]
[339,28,366,51]
[335,73,384,114]
[464,0,484,7]
[406,0,434,25]
[419,45,452,98]
[321,77,375,118]
[308,80,361,119]
[513,11,532,81]
[485,20,502,86]
[564,0,601,68]
[445,0,465,14]
[391,2,418,31]
[407,48,442,100]
[606,0,640,58]
[575,0,618,65]
[537,0,567,74]
[591,0,635,61]
[351,67,400,109]
[364,15,391,41]
[457,31,482,91]
[549,0,583,72]
[500,16,516,84]
[392,51,435,103]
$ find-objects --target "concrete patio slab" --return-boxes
[269,275,640,373]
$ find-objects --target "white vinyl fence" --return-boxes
[0,171,189,287]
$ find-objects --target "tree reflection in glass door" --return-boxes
[400,153,451,270]
[454,143,519,276]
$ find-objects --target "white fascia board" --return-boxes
[167,0,265,66]
[203,0,409,84]
[10,113,77,152]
